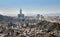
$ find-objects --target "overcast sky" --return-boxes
[0,0,60,16]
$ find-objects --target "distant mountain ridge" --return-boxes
[45,13,60,16]
[0,14,14,22]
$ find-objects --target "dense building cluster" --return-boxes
[0,9,60,37]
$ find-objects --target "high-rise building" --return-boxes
[36,14,40,20]
[18,9,24,21]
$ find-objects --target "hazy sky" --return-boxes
[0,0,60,16]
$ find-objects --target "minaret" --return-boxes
[20,9,22,14]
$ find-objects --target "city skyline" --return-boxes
[0,0,60,16]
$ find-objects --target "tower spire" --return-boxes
[20,8,22,14]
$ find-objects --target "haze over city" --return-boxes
[0,0,60,37]
[0,0,60,16]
